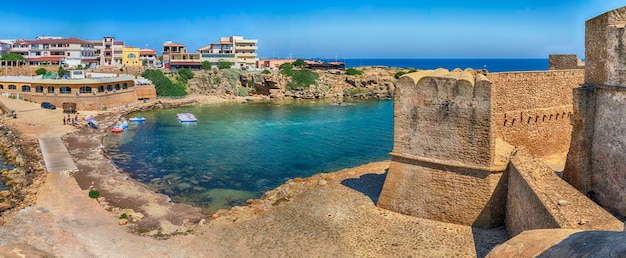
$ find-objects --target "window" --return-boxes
[47,86,55,93]
[8,85,16,90]
[35,86,44,93]
[21,86,31,92]
[127,53,136,59]
[107,85,112,91]
[60,87,71,94]
[0,84,3,89]
[98,85,105,92]
[115,84,120,90]
[122,83,128,89]
[79,86,92,93]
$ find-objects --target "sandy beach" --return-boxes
[0,95,508,257]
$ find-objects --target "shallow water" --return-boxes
[104,99,393,213]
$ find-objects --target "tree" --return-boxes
[35,68,47,75]
[279,62,293,71]
[218,61,233,70]
[58,66,68,78]
[293,58,306,68]
[0,53,25,61]
[202,61,211,70]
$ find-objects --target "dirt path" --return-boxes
[0,96,509,257]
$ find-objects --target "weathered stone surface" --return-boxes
[584,7,626,86]
[507,156,623,236]
[487,229,626,257]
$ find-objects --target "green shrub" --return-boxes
[201,61,211,70]
[346,68,364,76]
[279,62,293,70]
[408,68,417,73]
[261,69,271,75]
[88,189,100,199]
[119,213,127,219]
[284,69,319,90]
[394,71,407,79]
[35,68,47,75]
[236,86,249,96]
[176,68,194,85]
[219,61,233,70]
[141,69,187,97]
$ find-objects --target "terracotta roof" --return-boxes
[26,56,63,62]
[140,49,157,55]
[31,37,91,45]
[163,42,185,47]
[114,41,124,45]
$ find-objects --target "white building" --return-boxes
[198,36,258,69]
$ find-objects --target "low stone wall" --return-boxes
[377,154,507,228]
[21,90,138,110]
[506,155,623,236]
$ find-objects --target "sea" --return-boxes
[324,58,549,72]
[106,59,548,213]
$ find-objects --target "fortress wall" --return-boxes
[135,85,157,100]
[507,155,624,237]
[588,87,626,216]
[379,155,507,228]
[488,70,584,157]
[392,70,494,167]
[379,70,506,228]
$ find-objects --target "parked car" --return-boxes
[41,102,56,110]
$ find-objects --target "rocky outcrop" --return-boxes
[0,124,46,215]
[186,67,400,101]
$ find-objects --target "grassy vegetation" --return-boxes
[119,213,127,219]
[346,68,364,76]
[35,68,47,75]
[261,69,271,75]
[142,69,187,97]
[280,68,319,90]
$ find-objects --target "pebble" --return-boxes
[558,200,567,206]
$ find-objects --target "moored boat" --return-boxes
[111,125,124,133]
[129,116,146,122]
[177,113,197,122]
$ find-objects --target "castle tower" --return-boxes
[377,69,508,228]
[564,6,626,217]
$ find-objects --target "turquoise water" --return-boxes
[104,99,394,213]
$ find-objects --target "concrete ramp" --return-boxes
[38,137,78,172]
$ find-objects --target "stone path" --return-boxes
[38,137,78,172]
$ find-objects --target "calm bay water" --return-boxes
[104,99,394,213]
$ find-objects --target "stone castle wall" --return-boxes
[390,69,495,167]
[564,6,626,217]
[489,70,584,157]
[507,155,623,236]
[378,69,508,228]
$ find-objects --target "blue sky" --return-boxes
[1,0,625,59]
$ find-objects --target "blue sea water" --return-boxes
[105,99,394,213]
[322,58,548,72]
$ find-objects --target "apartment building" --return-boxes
[198,36,258,69]
[162,41,187,68]
[7,36,97,67]
[122,46,141,67]
[0,40,13,57]
[139,48,158,67]
[90,36,125,66]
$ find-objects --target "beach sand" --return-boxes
[0,96,509,257]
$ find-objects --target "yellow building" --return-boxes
[122,46,141,67]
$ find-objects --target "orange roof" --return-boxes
[31,37,90,45]
[140,49,157,55]
[26,56,63,62]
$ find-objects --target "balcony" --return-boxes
[236,52,257,57]
[236,45,257,51]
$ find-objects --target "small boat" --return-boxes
[111,125,124,133]
[177,113,197,122]
[129,116,146,122]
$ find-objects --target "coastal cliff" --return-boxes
[186,67,400,101]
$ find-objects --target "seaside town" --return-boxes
[0,3,625,258]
